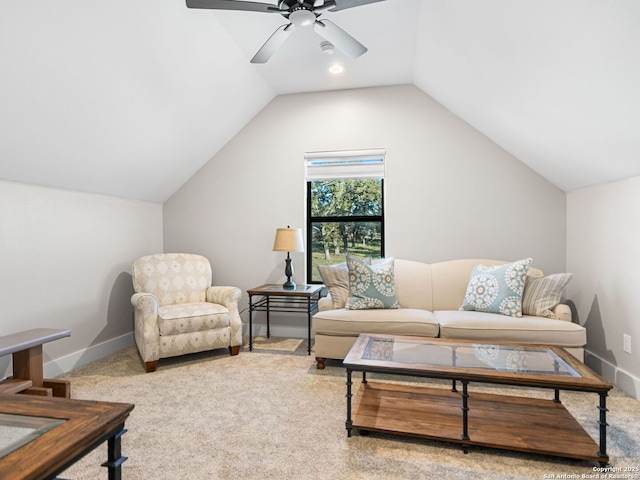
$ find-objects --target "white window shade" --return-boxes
[305,149,386,180]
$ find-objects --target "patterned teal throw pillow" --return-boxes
[461,258,532,317]
[346,255,401,310]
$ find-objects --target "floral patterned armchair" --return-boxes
[131,253,242,372]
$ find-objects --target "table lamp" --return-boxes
[273,226,305,289]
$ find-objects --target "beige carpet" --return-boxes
[246,336,303,352]
[57,344,640,480]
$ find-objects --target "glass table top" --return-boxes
[259,285,313,292]
[0,414,65,459]
[359,336,581,377]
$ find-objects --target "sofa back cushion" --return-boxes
[394,259,434,311]
[318,258,546,313]
[430,259,543,311]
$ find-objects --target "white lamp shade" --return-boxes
[273,227,305,253]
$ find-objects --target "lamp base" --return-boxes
[283,256,296,290]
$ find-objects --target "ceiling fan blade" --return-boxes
[186,0,280,13]
[251,24,293,64]
[329,0,386,12]
[313,20,367,59]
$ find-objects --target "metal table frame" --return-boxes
[247,284,324,355]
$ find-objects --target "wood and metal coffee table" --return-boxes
[0,393,134,479]
[344,334,613,465]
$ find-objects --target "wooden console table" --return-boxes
[0,393,134,480]
[0,328,71,398]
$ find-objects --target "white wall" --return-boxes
[164,85,567,337]
[0,180,163,377]
[567,175,640,398]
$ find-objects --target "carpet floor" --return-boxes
[57,342,640,480]
[245,336,304,353]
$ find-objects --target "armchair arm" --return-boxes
[206,286,243,347]
[206,286,242,306]
[553,303,572,322]
[131,293,160,363]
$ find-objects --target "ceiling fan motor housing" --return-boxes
[280,0,319,27]
[278,0,318,11]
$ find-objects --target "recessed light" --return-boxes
[329,64,344,74]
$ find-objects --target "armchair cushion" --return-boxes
[158,302,230,336]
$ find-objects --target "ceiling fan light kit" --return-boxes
[186,0,383,63]
[289,8,316,27]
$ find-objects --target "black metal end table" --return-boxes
[247,284,324,355]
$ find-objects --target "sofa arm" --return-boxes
[318,295,335,312]
[553,303,572,322]
[206,286,243,347]
[131,293,160,363]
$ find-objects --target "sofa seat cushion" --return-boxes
[435,310,586,347]
[313,308,439,337]
[158,302,230,336]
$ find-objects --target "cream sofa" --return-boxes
[312,258,585,369]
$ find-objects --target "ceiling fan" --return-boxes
[186,0,386,63]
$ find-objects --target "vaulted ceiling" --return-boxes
[1,0,638,202]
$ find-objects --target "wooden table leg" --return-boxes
[12,345,70,398]
[13,345,44,387]
[44,379,71,398]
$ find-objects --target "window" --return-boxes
[305,149,385,283]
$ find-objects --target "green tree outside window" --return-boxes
[307,178,384,283]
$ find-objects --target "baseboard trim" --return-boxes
[44,332,135,378]
[584,349,640,400]
[41,334,640,401]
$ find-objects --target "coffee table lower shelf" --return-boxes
[349,381,606,464]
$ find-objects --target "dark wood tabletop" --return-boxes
[0,393,134,480]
